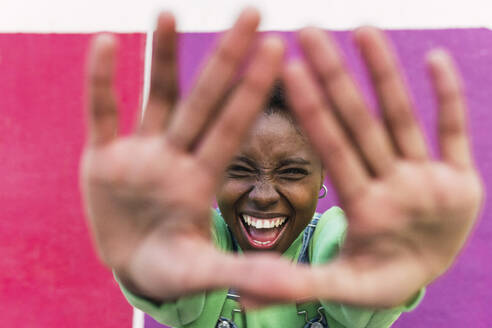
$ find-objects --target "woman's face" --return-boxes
[217,112,324,253]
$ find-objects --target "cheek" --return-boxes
[281,180,320,213]
[216,180,251,217]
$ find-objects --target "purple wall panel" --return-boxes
[146,29,492,327]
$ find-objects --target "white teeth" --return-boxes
[253,240,271,245]
[242,215,287,229]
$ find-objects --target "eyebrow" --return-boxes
[232,156,311,167]
[278,157,311,166]
[233,156,257,168]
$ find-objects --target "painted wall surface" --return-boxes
[0,33,145,327]
[1,29,491,328]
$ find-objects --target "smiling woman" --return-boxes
[80,7,483,328]
[217,83,324,253]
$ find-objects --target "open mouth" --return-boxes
[239,213,289,249]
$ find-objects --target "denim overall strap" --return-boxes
[297,213,321,264]
[295,213,330,328]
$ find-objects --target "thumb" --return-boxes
[308,257,428,308]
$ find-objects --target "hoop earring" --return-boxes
[318,184,328,199]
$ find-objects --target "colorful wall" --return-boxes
[1,28,491,327]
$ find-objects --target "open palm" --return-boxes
[282,27,483,307]
[80,9,291,301]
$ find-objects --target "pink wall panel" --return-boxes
[0,33,145,327]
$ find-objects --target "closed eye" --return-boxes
[227,165,255,177]
[278,167,309,180]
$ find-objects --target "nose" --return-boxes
[248,179,279,210]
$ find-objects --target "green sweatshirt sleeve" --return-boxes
[116,274,206,327]
[311,207,425,328]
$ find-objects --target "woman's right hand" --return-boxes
[80,8,286,301]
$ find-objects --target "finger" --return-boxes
[132,235,422,308]
[229,255,316,306]
[87,34,119,146]
[226,253,425,308]
[307,255,428,308]
[284,60,369,202]
[427,50,473,169]
[129,237,311,302]
[298,27,395,176]
[166,7,260,150]
[196,37,285,178]
[140,12,179,135]
[128,239,228,300]
[196,249,424,309]
[355,27,429,161]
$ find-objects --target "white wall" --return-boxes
[2,0,492,32]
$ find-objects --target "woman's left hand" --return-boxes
[279,27,483,307]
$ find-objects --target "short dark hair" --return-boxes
[263,80,302,131]
[264,80,288,114]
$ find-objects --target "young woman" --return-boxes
[81,8,483,328]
